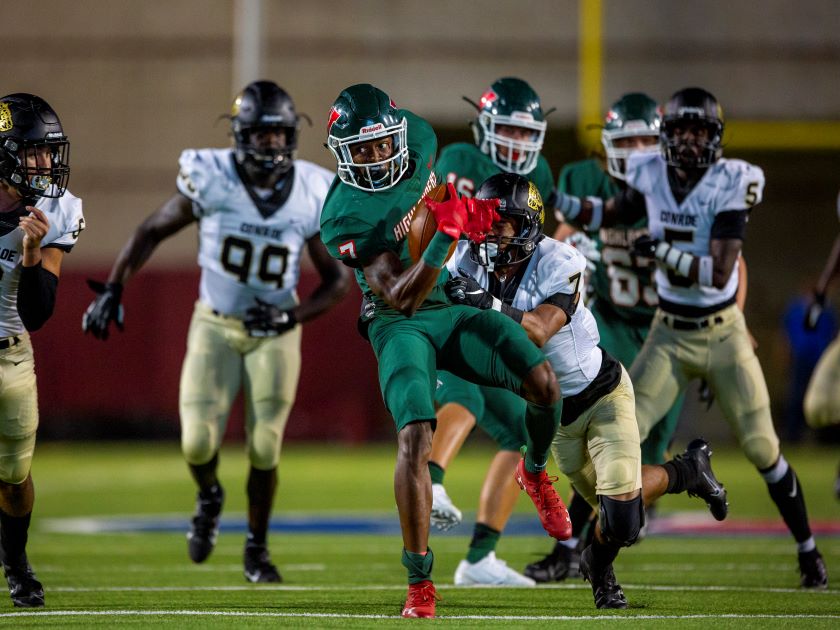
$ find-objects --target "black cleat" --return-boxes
[187,485,224,563]
[682,438,728,521]
[244,541,282,583]
[2,557,44,608]
[523,541,580,583]
[579,545,627,609]
[799,549,828,589]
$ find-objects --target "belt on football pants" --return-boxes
[660,314,724,331]
[0,336,21,350]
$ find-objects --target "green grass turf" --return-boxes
[0,441,837,627]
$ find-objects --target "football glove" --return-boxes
[244,298,297,337]
[445,269,496,310]
[82,280,124,340]
[424,183,467,240]
[564,231,601,273]
[631,234,661,259]
[463,197,500,243]
[804,292,825,331]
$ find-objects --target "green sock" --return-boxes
[401,547,434,584]
[524,400,562,473]
[466,523,500,564]
[428,461,445,485]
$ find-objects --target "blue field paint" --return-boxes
[40,512,840,537]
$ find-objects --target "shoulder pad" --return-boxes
[176,148,236,206]
[709,159,765,212]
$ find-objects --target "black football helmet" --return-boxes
[0,93,69,198]
[661,87,724,169]
[230,80,299,176]
[469,172,545,271]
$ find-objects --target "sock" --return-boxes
[797,537,816,554]
[428,461,445,485]
[589,537,620,575]
[662,458,693,494]
[560,536,579,550]
[402,547,434,584]
[761,456,813,543]
[0,509,31,564]
[189,453,220,491]
[524,400,561,473]
[466,523,500,564]
[247,467,276,547]
[569,491,594,538]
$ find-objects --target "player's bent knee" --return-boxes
[522,362,559,406]
[803,393,835,429]
[741,432,779,471]
[598,494,644,547]
[181,424,218,466]
[0,456,31,486]
[248,425,282,470]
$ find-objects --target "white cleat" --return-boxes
[454,552,536,586]
[431,483,462,531]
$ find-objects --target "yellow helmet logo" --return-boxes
[527,181,545,224]
[231,94,243,117]
[0,103,13,133]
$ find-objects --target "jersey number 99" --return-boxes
[221,236,290,288]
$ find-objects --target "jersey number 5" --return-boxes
[221,236,289,288]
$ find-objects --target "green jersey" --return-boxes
[558,158,657,323]
[321,110,448,319]
[436,142,555,203]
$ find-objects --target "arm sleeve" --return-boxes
[17,262,58,331]
[710,210,749,240]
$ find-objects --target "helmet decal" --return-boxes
[327,106,342,134]
[0,104,12,132]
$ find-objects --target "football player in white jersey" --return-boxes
[82,81,349,582]
[0,93,84,607]
[556,87,827,589]
[447,173,729,608]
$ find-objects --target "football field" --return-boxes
[2,441,838,628]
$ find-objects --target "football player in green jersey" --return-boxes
[319,84,570,618]
[427,78,557,586]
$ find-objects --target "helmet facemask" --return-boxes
[233,123,298,178]
[662,117,723,169]
[601,123,660,181]
[475,113,546,175]
[469,205,540,273]
[328,118,409,191]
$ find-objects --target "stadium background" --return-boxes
[3,0,840,445]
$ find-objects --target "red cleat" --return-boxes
[515,459,572,540]
[401,580,438,618]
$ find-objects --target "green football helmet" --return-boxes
[326,84,408,191]
[468,77,546,176]
[601,92,661,181]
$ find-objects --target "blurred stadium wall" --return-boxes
[3,1,840,443]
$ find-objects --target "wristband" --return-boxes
[698,256,714,287]
[489,295,524,323]
[421,231,456,268]
[585,197,604,230]
[556,192,582,222]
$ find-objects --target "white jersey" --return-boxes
[0,189,84,337]
[448,237,602,397]
[176,148,333,316]
[626,152,764,309]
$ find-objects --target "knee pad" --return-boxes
[248,423,282,470]
[180,420,218,466]
[740,427,779,471]
[598,494,644,547]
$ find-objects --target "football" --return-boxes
[408,183,458,263]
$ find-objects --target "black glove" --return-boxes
[82,279,124,340]
[244,298,297,337]
[631,234,661,259]
[445,268,496,310]
[804,292,825,331]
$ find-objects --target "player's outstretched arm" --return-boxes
[555,186,646,231]
[82,193,196,339]
[632,235,741,290]
[294,236,351,323]
[805,232,840,330]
